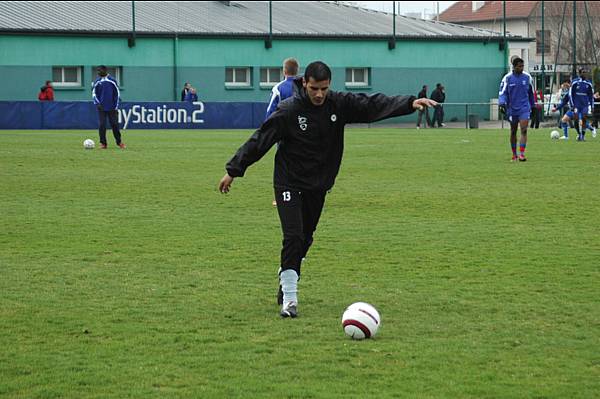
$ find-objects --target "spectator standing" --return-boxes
[38,80,54,101]
[416,85,432,129]
[592,91,600,129]
[184,87,198,102]
[430,83,446,127]
[181,82,191,102]
[530,88,543,129]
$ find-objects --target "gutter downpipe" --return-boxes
[503,0,508,72]
[541,0,545,113]
[174,34,179,101]
[572,0,577,77]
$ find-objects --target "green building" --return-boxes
[0,1,531,120]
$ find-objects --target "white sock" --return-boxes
[280,269,298,304]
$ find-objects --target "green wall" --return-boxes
[0,35,505,116]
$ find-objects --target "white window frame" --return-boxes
[52,66,83,87]
[260,67,283,87]
[225,67,252,87]
[92,66,122,86]
[345,67,370,87]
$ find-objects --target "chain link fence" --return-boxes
[395,100,600,129]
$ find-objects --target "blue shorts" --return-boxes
[508,111,530,123]
[565,110,574,119]
[572,106,591,119]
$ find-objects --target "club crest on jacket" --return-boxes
[298,116,307,131]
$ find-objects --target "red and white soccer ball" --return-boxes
[342,302,381,340]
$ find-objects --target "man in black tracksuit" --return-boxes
[430,83,446,127]
[416,85,432,128]
[218,61,436,318]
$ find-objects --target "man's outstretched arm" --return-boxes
[218,109,286,193]
[341,92,436,124]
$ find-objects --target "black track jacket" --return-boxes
[226,79,416,192]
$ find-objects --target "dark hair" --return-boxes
[579,67,588,74]
[512,57,524,67]
[304,61,331,82]
[422,85,427,89]
[97,65,108,76]
[45,80,51,85]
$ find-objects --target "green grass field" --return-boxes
[1,128,599,398]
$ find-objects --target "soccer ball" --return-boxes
[342,302,381,340]
[550,130,560,140]
[83,139,95,149]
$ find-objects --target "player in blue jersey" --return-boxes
[92,65,125,149]
[267,58,299,207]
[498,57,535,162]
[568,68,595,141]
[265,57,299,119]
[553,92,574,140]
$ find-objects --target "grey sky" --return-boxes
[354,1,456,18]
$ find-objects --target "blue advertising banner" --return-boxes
[0,101,44,129]
[0,101,269,130]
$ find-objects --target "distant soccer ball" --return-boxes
[83,139,95,149]
[550,130,560,140]
[342,302,381,340]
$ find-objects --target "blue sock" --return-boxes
[562,122,569,137]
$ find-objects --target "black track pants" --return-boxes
[98,109,122,145]
[275,188,326,276]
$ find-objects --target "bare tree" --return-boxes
[529,1,600,71]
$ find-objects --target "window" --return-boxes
[225,67,252,87]
[52,66,82,87]
[260,67,283,87]
[92,66,122,85]
[345,67,370,87]
[536,30,551,54]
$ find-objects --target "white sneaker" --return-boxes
[416,126,420,130]
[559,136,569,140]
[280,301,297,318]
[592,128,597,138]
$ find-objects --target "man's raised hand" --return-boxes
[413,98,437,111]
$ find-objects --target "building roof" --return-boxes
[0,1,529,40]
[440,1,538,23]
[440,1,600,24]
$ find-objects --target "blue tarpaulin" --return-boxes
[0,101,269,130]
